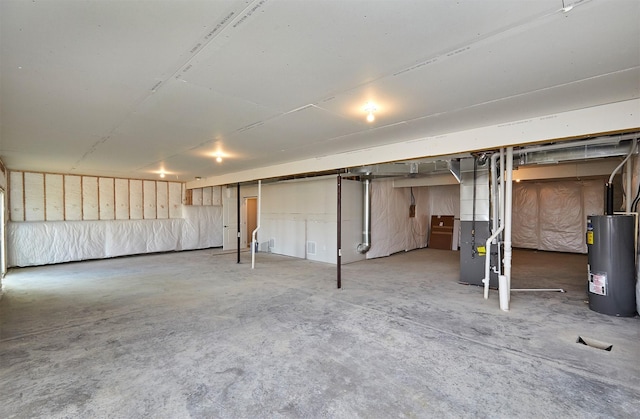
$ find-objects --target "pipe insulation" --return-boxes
[357,178,372,254]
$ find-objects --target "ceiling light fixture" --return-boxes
[215,153,223,163]
[364,101,377,123]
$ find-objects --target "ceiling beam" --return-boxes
[188,99,640,188]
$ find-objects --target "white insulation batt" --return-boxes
[7,205,223,267]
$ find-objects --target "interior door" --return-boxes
[246,197,257,248]
[222,185,238,251]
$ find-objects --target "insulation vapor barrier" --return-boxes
[368,181,459,259]
[7,206,223,267]
[512,180,604,253]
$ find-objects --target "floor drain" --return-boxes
[577,336,613,351]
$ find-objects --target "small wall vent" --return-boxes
[307,241,316,255]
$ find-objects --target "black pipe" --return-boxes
[337,174,342,289]
[237,182,241,263]
[606,183,614,215]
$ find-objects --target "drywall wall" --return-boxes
[512,179,604,253]
[257,177,364,264]
[368,180,460,259]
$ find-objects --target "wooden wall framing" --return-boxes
[9,170,185,222]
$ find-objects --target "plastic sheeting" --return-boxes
[367,180,460,259]
[371,178,604,257]
[180,206,224,250]
[7,205,223,267]
[512,180,604,253]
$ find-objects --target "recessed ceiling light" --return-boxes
[195,176,202,180]
[364,101,377,123]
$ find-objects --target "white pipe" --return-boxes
[501,147,507,301]
[490,153,499,233]
[499,275,509,311]
[626,160,632,212]
[608,139,637,185]
[511,288,565,292]
[502,147,514,311]
[624,140,637,212]
[251,180,262,269]
[484,152,503,299]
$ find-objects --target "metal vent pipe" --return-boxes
[357,178,372,254]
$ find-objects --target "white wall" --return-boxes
[256,177,364,264]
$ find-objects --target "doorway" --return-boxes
[246,197,257,248]
[245,197,258,248]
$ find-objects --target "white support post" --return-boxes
[501,147,514,311]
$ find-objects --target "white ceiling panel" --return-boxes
[311,69,640,160]
[182,0,559,111]
[320,1,640,125]
[1,0,638,182]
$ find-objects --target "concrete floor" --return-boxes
[0,248,638,418]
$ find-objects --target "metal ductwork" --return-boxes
[357,178,372,254]
[516,137,637,165]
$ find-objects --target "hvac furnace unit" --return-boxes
[586,215,637,317]
[459,157,499,287]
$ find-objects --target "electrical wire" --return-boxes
[631,180,640,213]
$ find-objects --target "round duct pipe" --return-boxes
[357,178,372,254]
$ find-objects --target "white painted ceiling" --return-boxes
[1,0,639,182]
